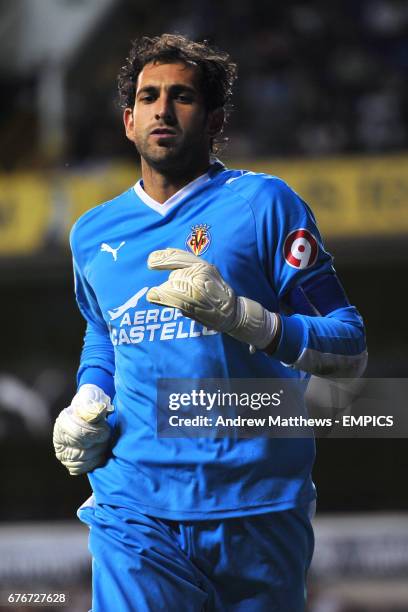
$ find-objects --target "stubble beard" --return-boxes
[139,141,184,173]
[135,129,209,178]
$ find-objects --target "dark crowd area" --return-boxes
[1,0,408,168]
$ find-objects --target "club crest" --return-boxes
[186,224,211,256]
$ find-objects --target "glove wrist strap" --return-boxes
[262,314,282,355]
[230,297,281,351]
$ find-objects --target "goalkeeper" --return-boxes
[54,34,367,612]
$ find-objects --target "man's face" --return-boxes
[124,61,220,173]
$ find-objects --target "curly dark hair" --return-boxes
[117,34,237,150]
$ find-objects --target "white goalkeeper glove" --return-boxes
[147,248,281,352]
[53,384,113,476]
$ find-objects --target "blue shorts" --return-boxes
[78,499,314,612]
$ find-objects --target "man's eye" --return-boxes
[176,95,193,103]
[140,95,154,103]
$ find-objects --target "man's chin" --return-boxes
[141,147,186,172]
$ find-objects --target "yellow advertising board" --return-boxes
[0,155,407,255]
[0,174,52,255]
[233,155,408,237]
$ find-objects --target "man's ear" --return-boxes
[123,107,135,142]
[207,108,225,138]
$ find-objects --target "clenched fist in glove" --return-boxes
[147,248,281,352]
[53,384,113,476]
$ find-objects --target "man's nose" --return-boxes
[154,97,176,124]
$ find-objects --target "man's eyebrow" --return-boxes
[136,84,198,96]
[136,86,157,97]
[170,84,197,94]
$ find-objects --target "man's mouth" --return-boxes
[150,128,177,136]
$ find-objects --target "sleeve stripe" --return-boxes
[290,348,368,378]
[275,307,367,378]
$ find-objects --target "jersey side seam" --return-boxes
[222,181,270,285]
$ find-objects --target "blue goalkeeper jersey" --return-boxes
[71,160,366,519]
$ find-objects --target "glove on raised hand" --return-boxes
[53,384,113,476]
[147,248,281,351]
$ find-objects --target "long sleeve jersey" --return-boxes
[70,162,367,519]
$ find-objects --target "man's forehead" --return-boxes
[136,61,200,91]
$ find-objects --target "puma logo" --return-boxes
[100,241,126,261]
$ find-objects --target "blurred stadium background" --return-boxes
[1,1,408,610]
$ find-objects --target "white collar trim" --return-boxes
[134,172,211,216]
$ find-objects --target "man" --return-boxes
[53,34,367,611]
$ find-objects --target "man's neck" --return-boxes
[140,157,211,203]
